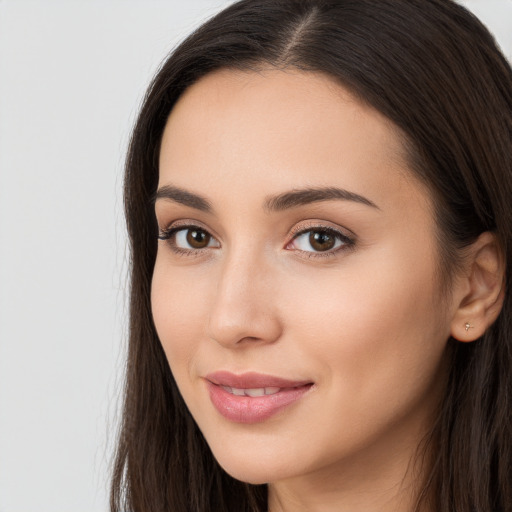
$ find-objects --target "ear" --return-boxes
[450,232,505,342]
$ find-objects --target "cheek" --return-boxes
[286,244,448,405]
[150,256,212,378]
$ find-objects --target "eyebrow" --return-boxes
[154,185,213,212]
[264,187,379,211]
[154,184,379,213]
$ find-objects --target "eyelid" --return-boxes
[288,220,355,240]
[286,221,356,256]
[158,219,218,238]
[157,220,221,254]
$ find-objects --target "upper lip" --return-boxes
[205,371,312,389]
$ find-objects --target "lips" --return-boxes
[205,371,314,423]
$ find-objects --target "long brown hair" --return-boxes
[111,1,512,510]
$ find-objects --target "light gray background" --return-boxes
[0,1,510,511]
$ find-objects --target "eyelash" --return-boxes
[157,222,355,258]
[287,224,355,258]
[157,224,218,257]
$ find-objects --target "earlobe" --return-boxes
[450,232,505,343]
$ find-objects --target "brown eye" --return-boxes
[166,226,220,251]
[308,231,336,251]
[158,225,220,251]
[186,228,211,249]
[289,227,351,254]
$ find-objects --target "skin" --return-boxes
[151,69,498,511]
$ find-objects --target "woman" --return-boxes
[111,0,512,510]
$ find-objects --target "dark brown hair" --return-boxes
[111,1,512,510]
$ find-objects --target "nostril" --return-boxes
[207,312,282,348]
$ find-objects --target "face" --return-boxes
[151,69,454,489]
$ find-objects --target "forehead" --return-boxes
[158,68,430,215]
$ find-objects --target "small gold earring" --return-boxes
[465,322,474,332]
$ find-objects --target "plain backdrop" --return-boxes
[0,1,511,511]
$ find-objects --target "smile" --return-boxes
[205,371,314,423]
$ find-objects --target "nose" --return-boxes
[207,250,283,348]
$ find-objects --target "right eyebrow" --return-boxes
[153,185,213,213]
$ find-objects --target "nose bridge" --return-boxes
[207,242,281,347]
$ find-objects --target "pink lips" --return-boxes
[205,371,313,424]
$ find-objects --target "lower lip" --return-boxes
[206,381,313,424]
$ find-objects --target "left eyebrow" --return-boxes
[264,187,380,212]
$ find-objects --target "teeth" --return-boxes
[245,388,265,397]
[221,386,282,397]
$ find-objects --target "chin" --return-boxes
[218,464,273,485]
[211,448,293,485]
